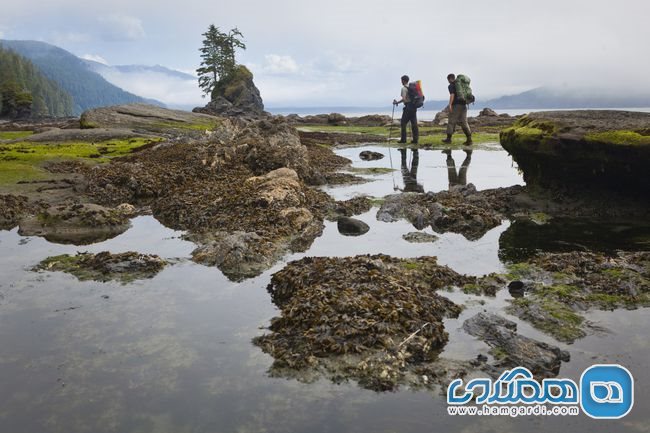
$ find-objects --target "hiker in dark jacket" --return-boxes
[442,73,472,145]
[393,75,419,144]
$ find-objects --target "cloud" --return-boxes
[99,14,145,41]
[261,54,299,74]
[81,53,109,65]
[96,68,202,106]
[51,31,92,45]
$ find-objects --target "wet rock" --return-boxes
[463,273,507,296]
[18,203,131,244]
[190,231,277,281]
[337,216,369,236]
[377,186,503,240]
[0,194,46,230]
[359,150,384,161]
[332,196,372,218]
[402,232,439,243]
[36,251,166,283]
[499,251,650,343]
[507,280,527,298]
[254,254,473,391]
[500,110,650,197]
[463,312,570,378]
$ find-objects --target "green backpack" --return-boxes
[455,74,475,104]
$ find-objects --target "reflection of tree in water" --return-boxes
[443,148,472,188]
[398,148,424,193]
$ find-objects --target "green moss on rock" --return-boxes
[586,130,650,146]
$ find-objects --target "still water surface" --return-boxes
[0,144,648,432]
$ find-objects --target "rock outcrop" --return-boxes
[462,312,570,378]
[193,65,267,118]
[18,203,132,244]
[377,185,504,240]
[36,251,167,283]
[500,110,650,196]
[80,103,222,136]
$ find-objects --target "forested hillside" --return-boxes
[0,44,74,118]
[1,40,153,115]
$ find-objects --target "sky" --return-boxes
[1,0,649,108]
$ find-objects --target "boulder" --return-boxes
[193,65,266,118]
[327,113,347,125]
[478,107,498,117]
[500,110,650,196]
[337,216,370,236]
[433,107,450,125]
[359,150,384,161]
[238,118,313,179]
[402,231,439,243]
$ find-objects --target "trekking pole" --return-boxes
[387,104,397,190]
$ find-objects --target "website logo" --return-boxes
[580,364,634,419]
[447,364,634,418]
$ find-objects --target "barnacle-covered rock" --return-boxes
[254,254,474,391]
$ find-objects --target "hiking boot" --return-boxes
[441,135,452,144]
[463,136,473,145]
[397,140,407,144]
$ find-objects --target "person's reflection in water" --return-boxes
[398,148,424,193]
[443,148,472,188]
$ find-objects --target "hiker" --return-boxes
[393,75,419,144]
[443,148,472,188]
[398,148,424,193]
[443,73,472,145]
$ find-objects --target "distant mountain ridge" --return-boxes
[484,87,650,109]
[0,40,163,115]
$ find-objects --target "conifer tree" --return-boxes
[196,25,246,97]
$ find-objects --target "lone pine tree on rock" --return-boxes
[196,25,246,97]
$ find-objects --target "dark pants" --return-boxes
[401,105,419,143]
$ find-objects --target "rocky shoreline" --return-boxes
[2,102,649,393]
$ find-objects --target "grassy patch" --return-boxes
[586,130,650,146]
[0,137,162,185]
[0,131,34,140]
[504,263,537,280]
[402,261,420,271]
[462,283,482,295]
[369,197,386,207]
